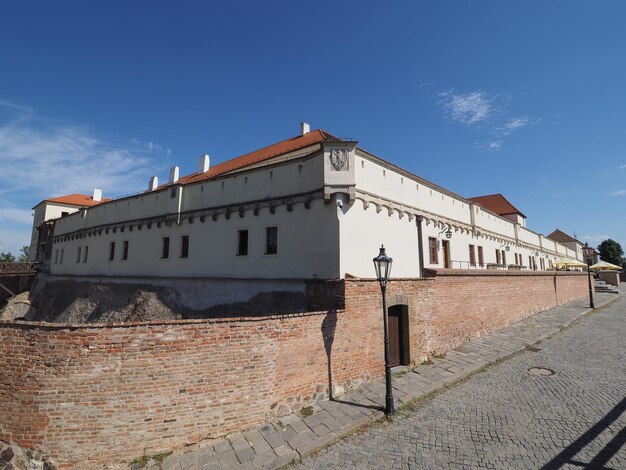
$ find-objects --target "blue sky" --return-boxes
[1,1,625,254]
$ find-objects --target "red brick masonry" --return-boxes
[0,271,588,468]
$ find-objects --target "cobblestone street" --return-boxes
[297,295,626,470]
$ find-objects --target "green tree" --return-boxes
[597,239,624,266]
[17,246,29,262]
[0,252,16,262]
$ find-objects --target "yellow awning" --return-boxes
[555,258,588,268]
[589,260,622,271]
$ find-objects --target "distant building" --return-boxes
[546,228,586,262]
[33,124,583,287]
[467,193,527,227]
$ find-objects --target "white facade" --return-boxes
[29,201,86,262]
[44,127,583,280]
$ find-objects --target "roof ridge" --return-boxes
[168,129,340,187]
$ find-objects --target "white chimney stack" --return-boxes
[300,122,310,135]
[148,176,159,191]
[169,166,179,184]
[198,154,210,173]
[92,188,102,202]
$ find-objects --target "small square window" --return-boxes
[265,227,278,255]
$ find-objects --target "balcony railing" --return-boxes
[0,262,39,275]
[449,261,533,271]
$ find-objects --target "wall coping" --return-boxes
[42,274,343,284]
[423,268,587,277]
[0,309,344,331]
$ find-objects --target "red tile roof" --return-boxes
[547,229,580,244]
[172,129,341,186]
[43,194,111,207]
[468,193,526,218]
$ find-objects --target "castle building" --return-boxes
[34,124,582,288]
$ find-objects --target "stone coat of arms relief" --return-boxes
[329,149,349,171]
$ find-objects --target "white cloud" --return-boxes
[618,164,626,170]
[0,122,166,197]
[609,189,626,196]
[476,140,502,151]
[497,117,531,135]
[0,100,171,253]
[505,117,529,130]
[0,208,33,225]
[438,90,493,126]
[0,99,34,115]
[431,86,541,153]
[131,138,172,156]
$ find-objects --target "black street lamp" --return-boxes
[373,245,394,416]
[582,243,595,309]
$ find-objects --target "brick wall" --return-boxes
[344,270,589,361]
[0,271,588,468]
[0,308,384,468]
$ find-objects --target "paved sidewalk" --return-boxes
[139,290,621,470]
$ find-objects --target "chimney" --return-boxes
[198,154,210,173]
[169,166,179,184]
[92,188,102,202]
[300,122,310,136]
[148,176,159,191]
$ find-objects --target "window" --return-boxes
[180,235,189,258]
[265,227,278,255]
[161,237,170,259]
[170,187,177,198]
[529,255,533,268]
[61,211,69,217]
[428,237,438,264]
[60,249,64,264]
[237,230,248,256]
[477,246,484,266]
[109,242,116,261]
[469,244,476,266]
[502,251,507,266]
[76,246,82,263]
[54,249,58,264]
[83,246,88,263]
[496,249,501,265]
[122,241,129,260]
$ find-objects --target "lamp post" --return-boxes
[582,243,595,309]
[373,245,394,416]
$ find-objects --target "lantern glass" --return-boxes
[582,243,592,258]
[373,245,393,283]
[445,229,452,239]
